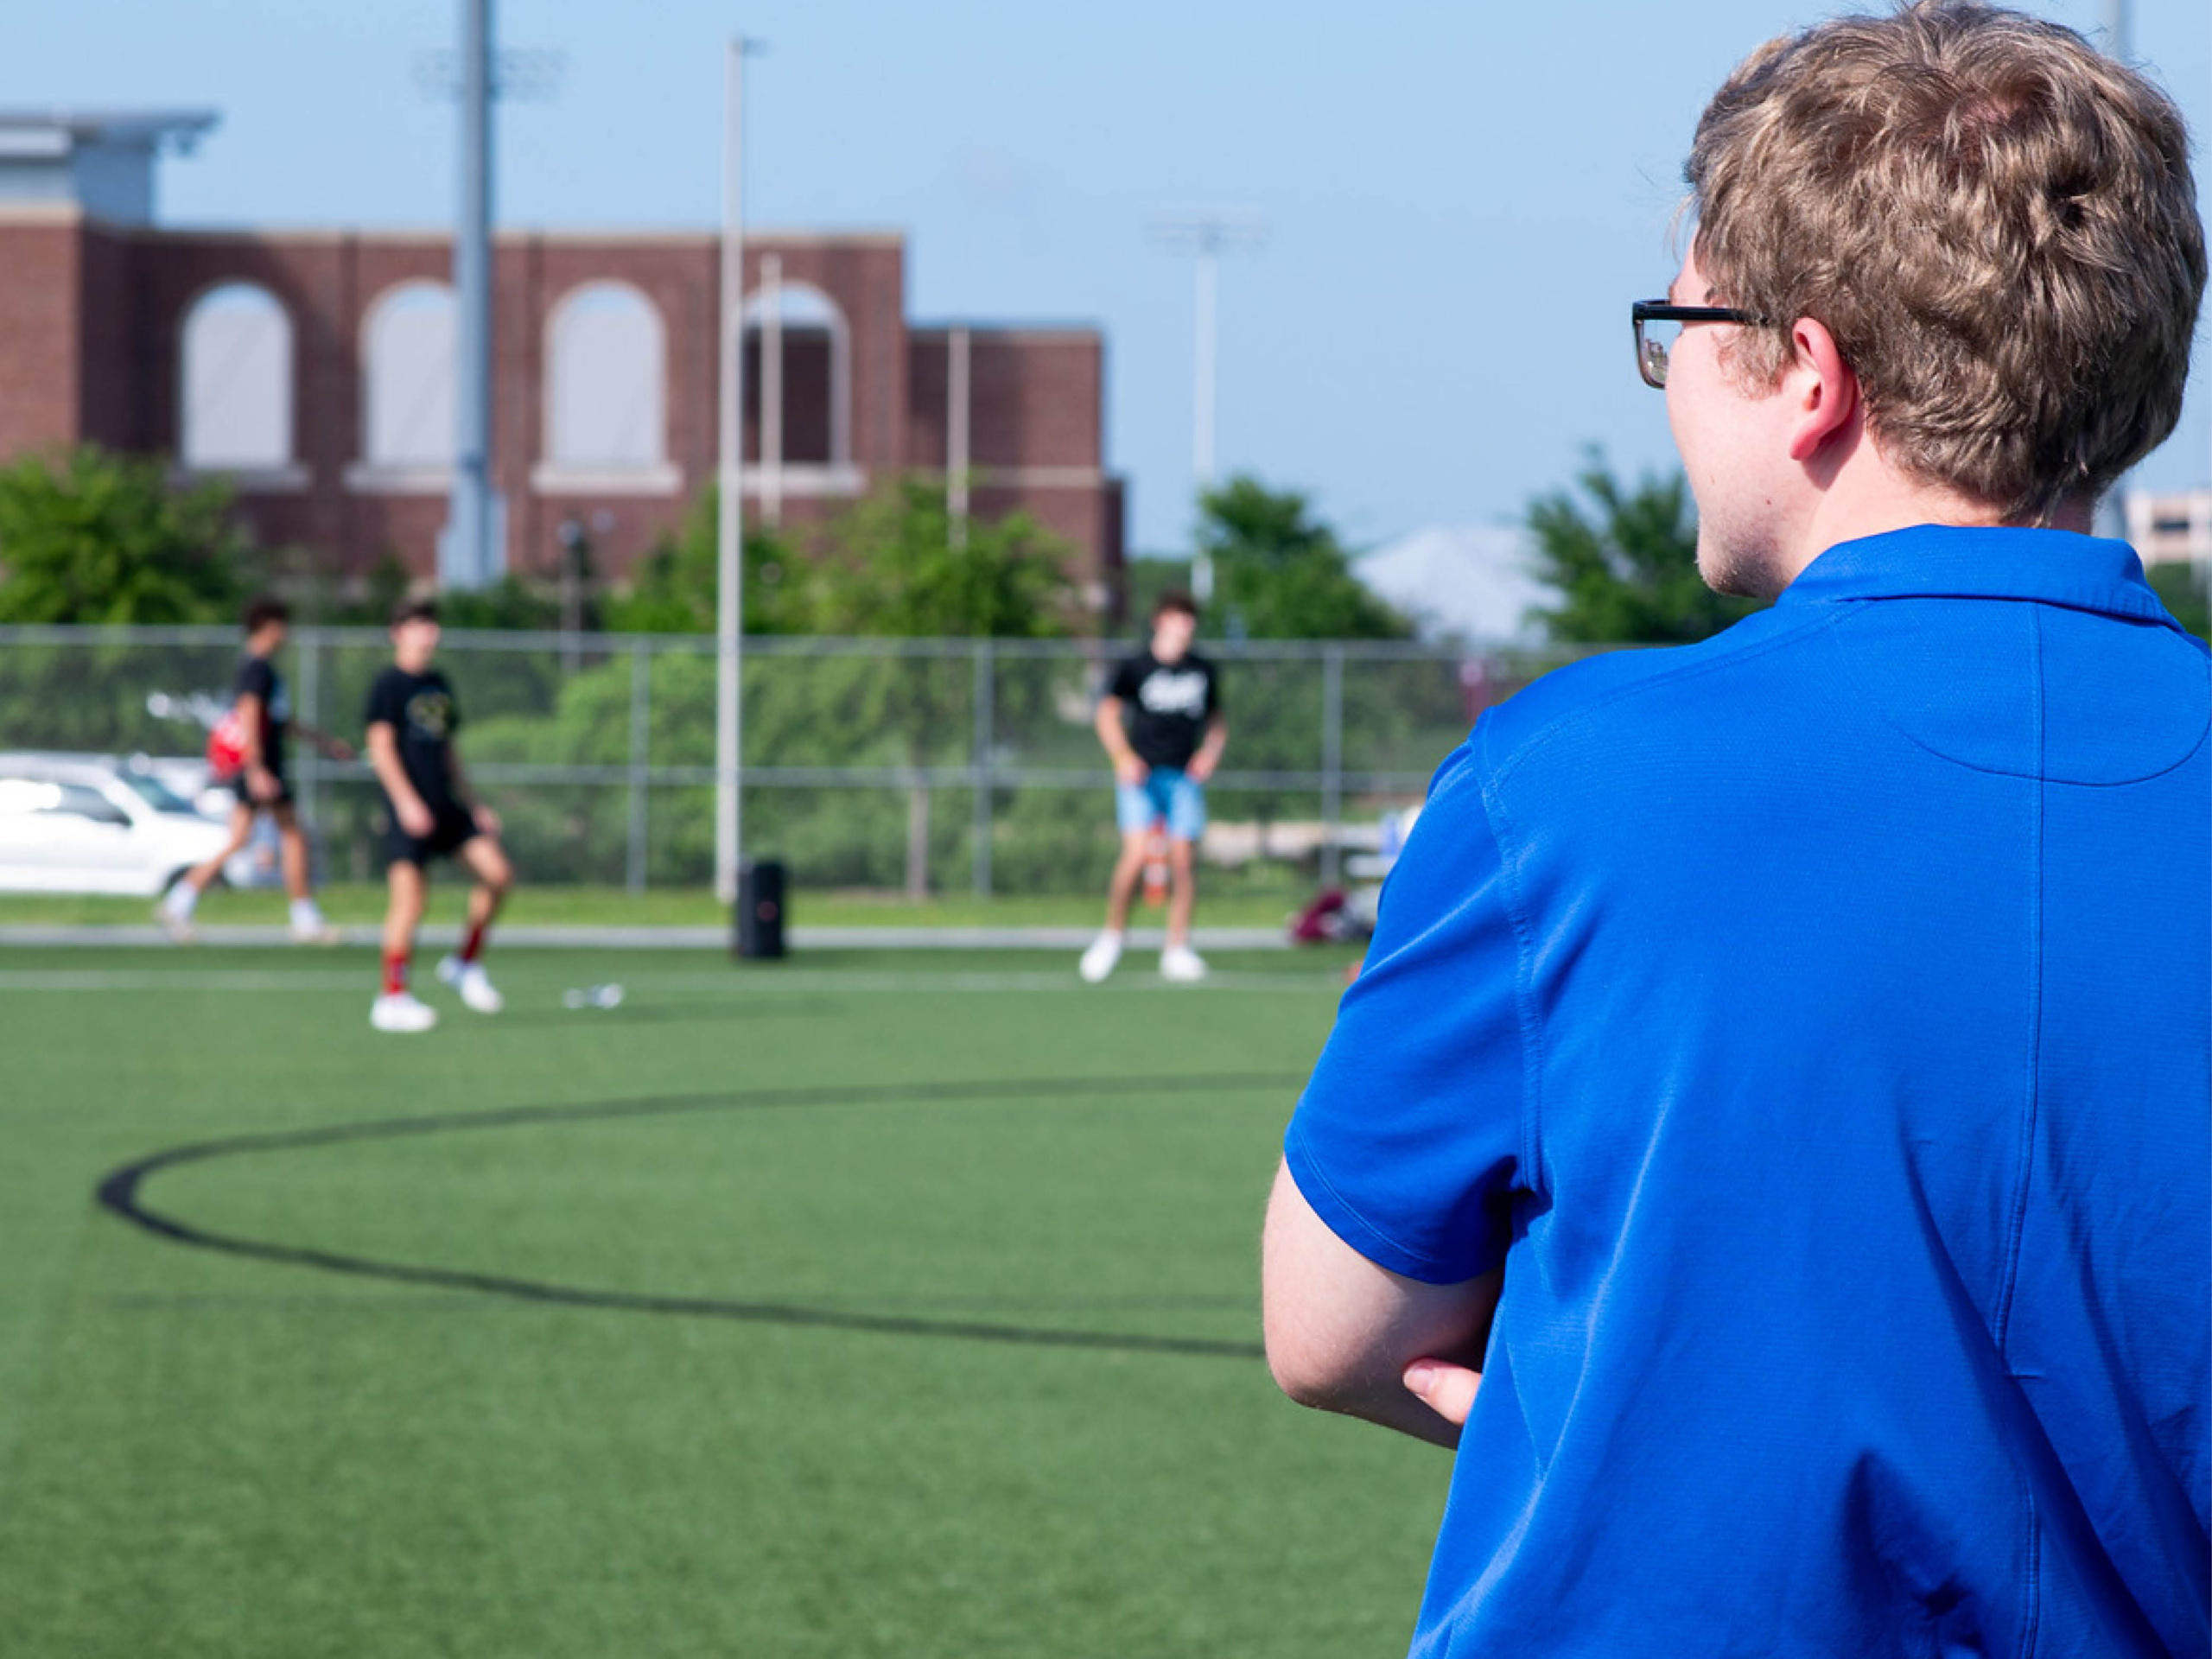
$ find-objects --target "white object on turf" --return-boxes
[436,956,504,1014]
[152,898,198,944]
[563,983,625,1009]
[1160,944,1210,983]
[1078,931,1124,983]
[288,899,340,945]
[371,991,439,1033]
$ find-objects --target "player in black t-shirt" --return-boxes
[157,596,354,944]
[363,598,514,1033]
[1079,589,1228,983]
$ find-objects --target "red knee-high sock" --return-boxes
[459,919,487,964]
[383,952,410,995]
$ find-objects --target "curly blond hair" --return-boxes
[1687,1,2204,523]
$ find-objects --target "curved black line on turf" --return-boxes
[93,1072,1299,1362]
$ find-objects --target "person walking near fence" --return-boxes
[365,598,513,1034]
[1263,5,2209,1654]
[157,595,352,944]
[1080,590,1227,984]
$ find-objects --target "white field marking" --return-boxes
[0,969,1342,996]
[579,970,1341,995]
[0,970,366,992]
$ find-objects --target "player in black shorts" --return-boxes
[157,596,354,943]
[363,597,513,1033]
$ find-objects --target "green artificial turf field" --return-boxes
[0,944,1449,1658]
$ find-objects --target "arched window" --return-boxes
[180,283,293,472]
[743,280,849,468]
[360,280,456,472]
[543,283,667,472]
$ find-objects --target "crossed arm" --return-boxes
[1261,1157,1501,1449]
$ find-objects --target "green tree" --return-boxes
[810,475,1074,895]
[1198,475,1415,641]
[1525,450,1763,645]
[463,480,1086,894]
[1181,478,1449,844]
[2147,562,2209,642]
[435,574,564,632]
[0,445,248,624]
[809,474,1071,639]
[601,481,808,636]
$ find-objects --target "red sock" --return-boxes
[459,919,487,964]
[383,952,410,995]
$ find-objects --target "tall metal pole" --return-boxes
[446,0,495,589]
[947,325,972,548]
[1148,210,1264,602]
[1193,238,1218,493]
[715,37,753,905]
[761,251,785,529]
[1191,238,1219,599]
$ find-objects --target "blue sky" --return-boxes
[14,0,2210,554]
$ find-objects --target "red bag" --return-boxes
[207,707,248,779]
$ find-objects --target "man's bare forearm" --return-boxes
[1094,699,1138,766]
[1192,717,1228,778]
[365,727,425,817]
[1262,1159,1502,1449]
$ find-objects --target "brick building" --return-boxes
[0,110,1125,606]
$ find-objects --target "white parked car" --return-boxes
[0,752,236,896]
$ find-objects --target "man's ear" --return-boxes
[1783,316,1858,465]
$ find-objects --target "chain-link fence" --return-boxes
[0,626,1618,893]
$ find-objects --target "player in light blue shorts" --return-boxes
[1081,591,1227,983]
[1116,767,1208,842]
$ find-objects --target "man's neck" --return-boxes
[1776,467,2093,591]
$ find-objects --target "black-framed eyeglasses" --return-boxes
[1631,300,1762,389]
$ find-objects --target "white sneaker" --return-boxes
[289,902,340,945]
[1078,931,1124,983]
[437,956,504,1014]
[1160,944,1210,983]
[153,900,198,944]
[371,991,439,1033]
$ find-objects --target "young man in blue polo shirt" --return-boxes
[1264,6,2208,1655]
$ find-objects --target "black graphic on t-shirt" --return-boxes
[1107,649,1221,770]
[365,667,464,810]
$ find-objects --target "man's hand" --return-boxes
[245,763,280,804]
[396,797,435,838]
[1114,753,1149,786]
[473,803,502,838]
[1188,716,1227,785]
[1263,1159,1502,1449]
[1403,1357,1482,1427]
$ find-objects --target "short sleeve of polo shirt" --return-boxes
[1283,736,1530,1284]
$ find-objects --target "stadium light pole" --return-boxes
[445,0,496,590]
[716,35,766,906]
[420,11,558,590]
[1149,209,1267,601]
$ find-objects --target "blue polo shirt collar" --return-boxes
[1777,525,2178,627]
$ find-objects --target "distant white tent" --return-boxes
[1355,524,1552,645]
